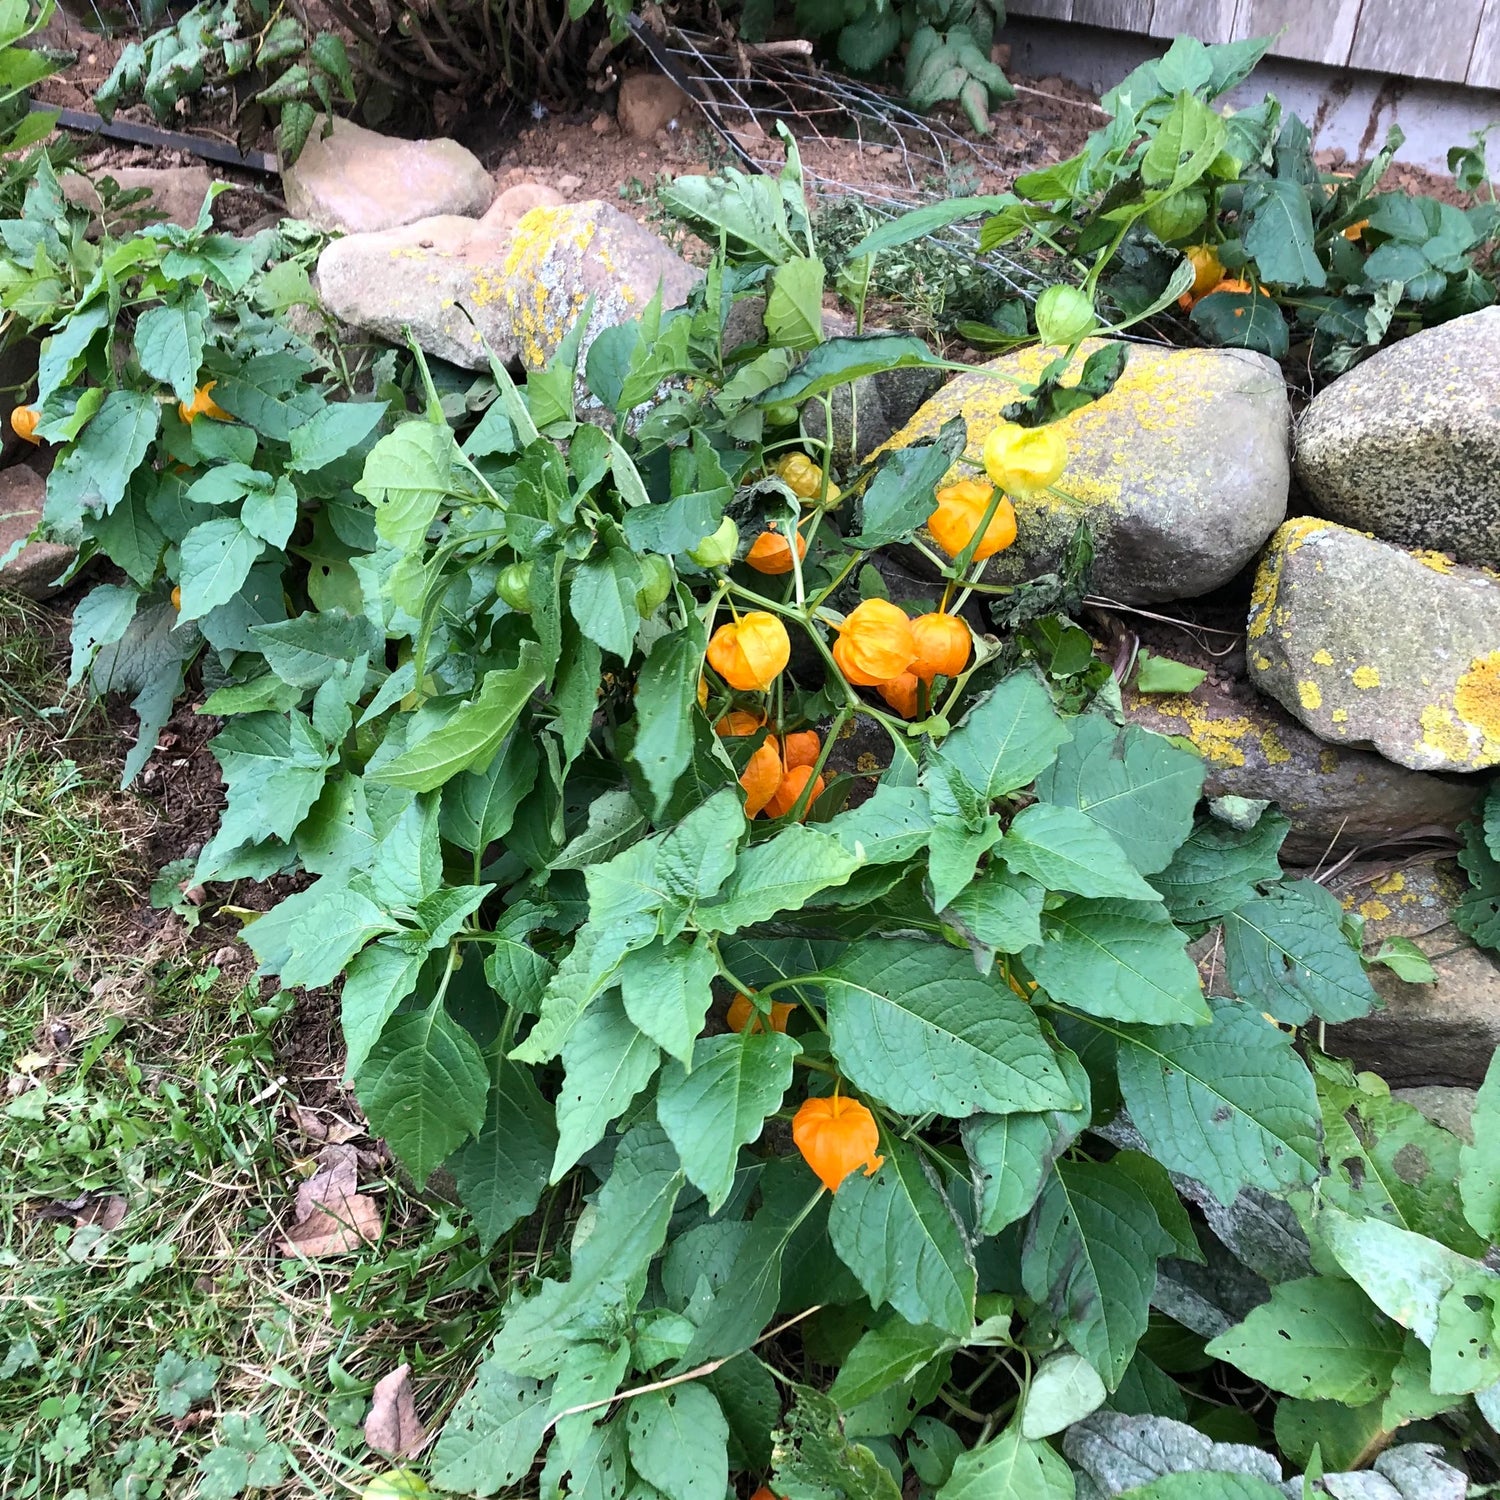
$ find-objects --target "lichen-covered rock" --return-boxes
[282,116,495,234]
[1122,671,1479,864]
[1247,518,1500,772]
[480,182,565,233]
[1325,860,1500,1087]
[1295,306,1500,568]
[0,466,74,599]
[881,339,1290,604]
[316,202,699,372]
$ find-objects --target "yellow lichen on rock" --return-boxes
[1312,649,1334,666]
[1455,651,1500,744]
[1371,871,1406,896]
[1352,665,1381,689]
[1134,693,1253,767]
[1359,899,1392,921]
[1298,680,1323,711]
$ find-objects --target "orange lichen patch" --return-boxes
[1352,665,1381,690]
[1359,899,1391,921]
[1297,680,1323,711]
[1455,651,1500,743]
[1413,549,1455,574]
[1419,704,1472,762]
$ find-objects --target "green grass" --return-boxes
[0,597,533,1500]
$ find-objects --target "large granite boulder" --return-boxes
[1295,306,1500,568]
[1247,518,1500,773]
[282,116,495,234]
[1122,670,1480,864]
[316,202,699,371]
[1325,860,1500,1087]
[880,339,1290,604]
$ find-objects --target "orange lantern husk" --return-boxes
[746,529,807,575]
[782,729,820,770]
[10,406,41,444]
[792,1094,884,1192]
[928,480,1017,561]
[910,612,972,682]
[765,763,824,821]
[877,671,920,719]
[727,993,796,1034]
[716,709,767,737]
[706,611,790,692]
[832,598,916,686]
[739,738,783,817]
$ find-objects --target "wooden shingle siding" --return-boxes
[1005,0,1500,86]
[1230,0,1365,66]
[1348,0,1486,82]
[1149,0,1237,42]
[1466,0,1500,86]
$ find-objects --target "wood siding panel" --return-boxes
[1004,0,1075,16]
[1148,0,1239,42]
[1231,0,1362,65]
[1469,0,1500,85]
[1072,0,1153,28]
[1349,0,1485,81]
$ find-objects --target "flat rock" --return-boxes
[1247,518,1500,773]
[316,201,699,371]
[1295,306,1500,567]
[617,73,691,139]
[282,116,494,234]
[62,165,213,229]
[882,339,1290,604]
[1393,1085,1477,1143]
[1122,670,1479,864]
[480,182,565,233]
[0,465,73,598]
[1325,860,1500,1087]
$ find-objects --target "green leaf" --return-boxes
[240,476,297,549]
[928,813,1002,913]
[1313,1053,1480,1253]
[624,1384,728,1500]
[1000,803,1162,901]
[429,1361,552,1497]
[656,1031,799,1211]
[847,196,1017,260]
[1149,813,1287,924]
[355,421,461,550]
[1372,936,1437,984]
[1206,1277,1401,1405]
[1461,1048,1500,1240]
[46,389,160,527]
[1027,898,1209,1025]
[1022,1159,1171,1388]
[339,940,424,1080]
[1141,92,1225,189]
[1455,820,1500,951]
[371,642,548,792]
[852,418,967,549]
[1112,998,1320,1204]
[1189,291,1289,359]
[551,990,661,1180]
[245,879,399,989]
[829,1135,976,1336]
[204,352,320,437]
[1106,1150,1202,1264]
[765,255,826,350]
[1316,1203,1487,1345]
[929,672,1071,805]
[822,939,1076,1117]
[1241,178,1327,288]
[1430,1273,1500,1394]
[1222,880,1378,1025]
[828,1318,956,1412]
[619,936,719,1069]
[570,546,641,661]
[1035,715,1204,875]
[1134,650,1207,695]
[252,610,380,689]
[1019,1352,1107,1440]
[631,625,706,818]
[175,516,263,622]
[771,1383,902,1500]
[135,298,206,405]
[697,825,862,933]
[935,1422,1075,1499]
[943,866,1045,955]
[288,399,387,472]
[355,1000,490,1187]
[758,335,949,406]
[440,731,539,854]
[1126,1477,1283,1500]
[656,789,745,905]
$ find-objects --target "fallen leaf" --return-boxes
[37,1193,127,1229]
[364,1364,427,1459]
[278,1144,381,1257]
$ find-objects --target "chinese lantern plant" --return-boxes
[26,132,1495,1498]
